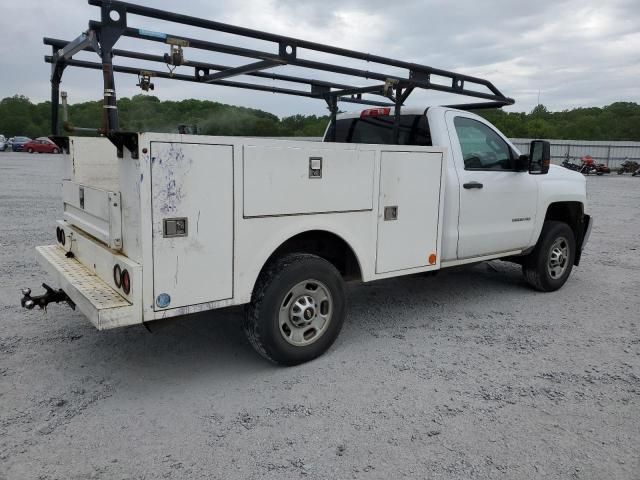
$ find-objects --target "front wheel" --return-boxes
[523,221,576,292]
[243,253,346,365]
[27,148,34,153]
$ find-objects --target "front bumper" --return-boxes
[34,244,141,330]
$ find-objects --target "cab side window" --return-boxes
[454,116,514,171]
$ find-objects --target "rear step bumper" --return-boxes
[33,245,140,330]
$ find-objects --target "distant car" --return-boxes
[11,136,32,152]
[0,135,6,151]
[23,137,61,154]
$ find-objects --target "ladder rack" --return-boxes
[45,0,515,142]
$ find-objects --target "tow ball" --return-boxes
[21,284,76,311]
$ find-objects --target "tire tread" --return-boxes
[523,220,575,292]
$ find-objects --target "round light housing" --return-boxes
[113,264,122,289]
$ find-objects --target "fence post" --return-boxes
[606,145,611,167]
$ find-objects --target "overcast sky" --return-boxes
[0,0,638,117]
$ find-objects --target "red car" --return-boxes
[24,138,61,154]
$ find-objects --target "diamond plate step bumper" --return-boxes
[35,245,140,330]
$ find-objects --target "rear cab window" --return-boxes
[329,112,432,146]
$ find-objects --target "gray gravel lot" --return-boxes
[1,152,639,479]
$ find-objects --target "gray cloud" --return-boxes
[0,0,638,117]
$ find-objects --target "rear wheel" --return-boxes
[522,221,576,292]
[52,148,60,154]
[243,253,346,365]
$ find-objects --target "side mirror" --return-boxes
[529,140,551,174]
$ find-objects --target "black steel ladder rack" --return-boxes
[45,0,515,143]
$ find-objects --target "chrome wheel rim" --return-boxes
[279,279,333,347]
[547,236,570,280]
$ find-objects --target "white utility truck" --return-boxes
[23,1,592,365]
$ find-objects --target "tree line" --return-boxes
[1,94,639,141]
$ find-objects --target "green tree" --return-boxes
[2,95,639,141]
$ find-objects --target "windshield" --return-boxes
[329,114,431,146]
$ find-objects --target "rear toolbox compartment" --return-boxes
[33,136,143,329]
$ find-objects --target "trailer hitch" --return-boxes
[21,284,76,311]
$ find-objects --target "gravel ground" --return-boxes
[1,152,639,480]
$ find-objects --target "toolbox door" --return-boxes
[62,181,122,250]
[376,150,444,273]
[150,142,233,311]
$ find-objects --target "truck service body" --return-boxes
[24,1,592,364]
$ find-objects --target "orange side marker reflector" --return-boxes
[429,253,437,265]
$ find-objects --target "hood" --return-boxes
[548,163,586,183]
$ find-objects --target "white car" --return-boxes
[0,135,6,151]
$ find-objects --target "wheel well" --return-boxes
[544,202,586,262]
[545,202,582,232]
[265,230,362,281]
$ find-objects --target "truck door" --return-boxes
[445,111,538,259]
[150,142,233,311]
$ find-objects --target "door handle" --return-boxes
[384,206,398,221]
[463,182,483,189]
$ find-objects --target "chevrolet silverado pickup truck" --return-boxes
[22,1,591,365]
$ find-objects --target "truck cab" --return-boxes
[325,106,591,268]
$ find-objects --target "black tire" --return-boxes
[243,253,346,366]
[27,148,34,153]
[523,221,576,292]
[52,148,60,154]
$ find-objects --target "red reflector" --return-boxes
[360,107,391,118]
[121,269,131,295]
